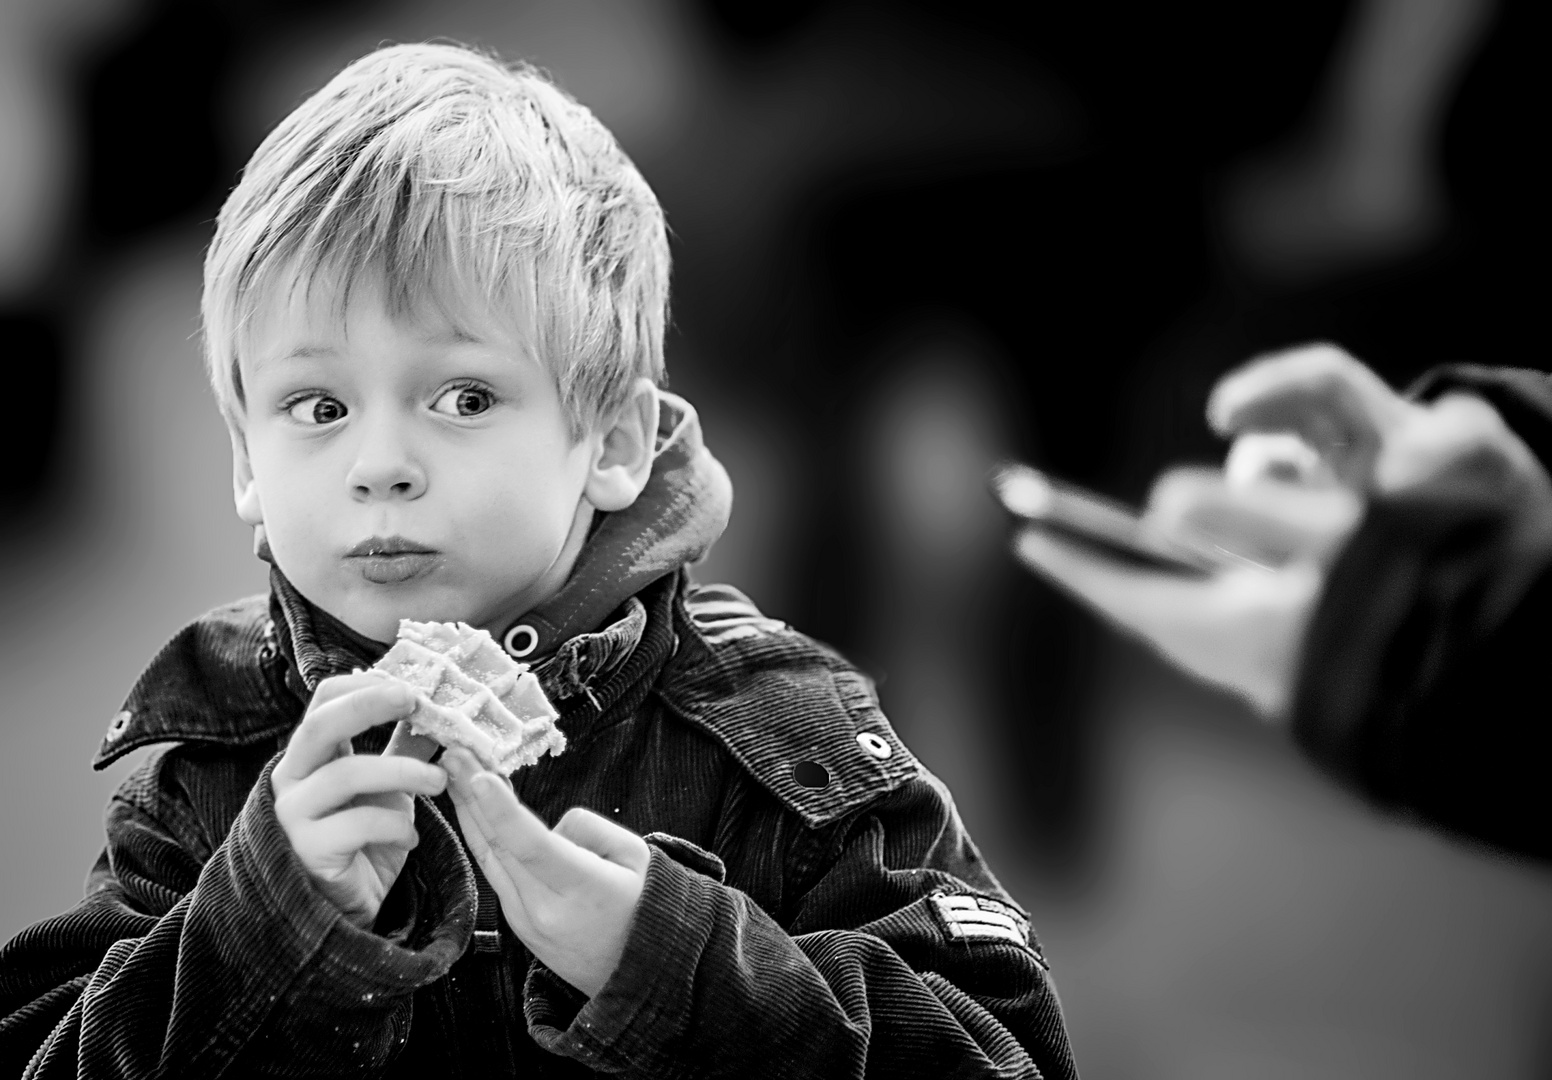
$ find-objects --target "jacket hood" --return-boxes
[506,390,732,660]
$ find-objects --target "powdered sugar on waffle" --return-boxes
[374,619,565,774]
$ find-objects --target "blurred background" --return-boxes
[2,1,1549,1076]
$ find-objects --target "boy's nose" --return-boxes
[346,431,427,501]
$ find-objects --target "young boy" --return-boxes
[0,43,1077,1079]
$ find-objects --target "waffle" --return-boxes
[373,619,564,774]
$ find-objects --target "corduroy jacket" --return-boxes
[0,568,1077,1079]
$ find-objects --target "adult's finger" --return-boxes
[553,808,650,873]
[276,754,445,822]
[1017,527,1319,716]
[1207,345,1408,480]
[275,678,415,785]
[1146,468,1362,566]
[1224,431,1337,489]
[1013,528,1210,639]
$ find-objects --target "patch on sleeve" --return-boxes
[930,892,1045,965]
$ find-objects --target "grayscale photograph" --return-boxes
[0,1,1546,1076]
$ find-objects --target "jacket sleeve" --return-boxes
[1291,364,1552,860]
[0,749,475,1078]
[523,771,1077,1080]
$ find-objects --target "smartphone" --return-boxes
[990,462,1230,576]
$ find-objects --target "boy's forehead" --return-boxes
[244,266,516,363]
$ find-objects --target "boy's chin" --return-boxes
[321,589,474,645]
[327,589,517,646]
[288,570,557,645]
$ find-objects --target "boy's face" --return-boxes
[232,272,598,642]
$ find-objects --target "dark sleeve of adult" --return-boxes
[523,773,1077,1080]
[0,749,475,1078]
[1292,364,1552,860]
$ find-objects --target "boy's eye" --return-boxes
[432,385,495,417]
[287,395,348,425]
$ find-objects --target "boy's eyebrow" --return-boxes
[427,326,484,345]
[263,327,485,364]
[271,334,472,358]
[277,344,338,361]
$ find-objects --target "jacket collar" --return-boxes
[268,567,650,706]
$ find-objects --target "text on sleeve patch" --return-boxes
[930,892,1043,963]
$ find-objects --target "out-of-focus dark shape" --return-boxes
[0,312,65,523]
[1121,0,1539,488]
[1,0,133,294]
[0,0,133,522]
[698,0,829,45]
[1221,0,1495,283]
[80,0,234,242]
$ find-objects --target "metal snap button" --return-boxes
[856,732,891,759]
[503,624,539,659]
[792,761,830,789]
[106,710,132,740]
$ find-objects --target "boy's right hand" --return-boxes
[272,674,447,930]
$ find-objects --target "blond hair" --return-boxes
[202,42,669,435]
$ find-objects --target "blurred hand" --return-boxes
[272,674,448,929]
[1015,472,1356,718]
[441,748,649,998]
[1209,343,1551,504]
[1016,343,1551,719]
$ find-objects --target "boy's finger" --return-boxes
[440,750,494,832]
[276,681,416,784]
[307,672,395,712]
[439,746,482,785]
[383,720,442,763]
[553,807,650,873]
[442,749,566,872]
[444,791,533,926]
[298,805,418,860]
[466,773,564,870]
[441,752,501,860]
[278,754,445,821]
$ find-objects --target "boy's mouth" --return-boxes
[346,536,442,585]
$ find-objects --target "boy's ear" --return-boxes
[583,379,660,512]
[229,423,264,527]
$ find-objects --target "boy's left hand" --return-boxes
[440,748,649,997]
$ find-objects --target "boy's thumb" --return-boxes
[554,808,650,872]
